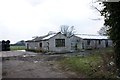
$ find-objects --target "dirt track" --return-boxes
[2,51,80,78]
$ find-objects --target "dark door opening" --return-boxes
[105,40,108,47]
[39,43,42,48]
[27,44,29,49]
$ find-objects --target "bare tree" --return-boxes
[48,31,56,35]
[60,25,75,37]
[98,26,109,36]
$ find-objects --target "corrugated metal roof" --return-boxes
[26,32,110,42]
[42,34,56,40]
[26,33,57,42]
[32,37,43,41]
[76,34,109,39]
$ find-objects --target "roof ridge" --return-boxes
[75,34,107,36]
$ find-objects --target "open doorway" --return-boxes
[105,40,108,47]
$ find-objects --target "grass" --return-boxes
[10,46,26,50]
[59,48,117,78]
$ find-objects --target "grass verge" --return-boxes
[59,48,117,78]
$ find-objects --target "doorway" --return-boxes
[105,40,108,47]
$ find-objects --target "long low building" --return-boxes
[76,34,113,49]
[26,32,113,53]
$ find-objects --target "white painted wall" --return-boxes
[70,36,83,51]
[42,40,49,51]
[26,42,40,50]
[26,33,113,52]
[48,33,71,53]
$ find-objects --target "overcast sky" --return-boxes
[0,0,104,44]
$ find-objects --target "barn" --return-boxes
[26,32,83,53]
[26,32,113,53]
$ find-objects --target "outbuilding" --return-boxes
[76,34,112,49]
[26,32,83,53]
[26,32,113,53]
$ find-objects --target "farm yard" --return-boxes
[1,47,117,79]
[2,51,78,78]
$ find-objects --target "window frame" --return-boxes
[55,39,65,47]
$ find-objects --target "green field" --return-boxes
[10,46,26,50]
[59,48,116,78]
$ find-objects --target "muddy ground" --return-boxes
[1,51,87,78]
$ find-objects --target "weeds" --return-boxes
[59,48,117,78]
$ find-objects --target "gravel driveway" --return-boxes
[1,51,79,78]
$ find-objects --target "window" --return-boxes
[55,39,65,47]
[39,43,42,47]
[87,40,90,45]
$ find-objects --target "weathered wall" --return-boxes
[82,39,113,49]
[26,34,113,52]
[48,33,71,53]
[70,36,83,52]
[108,40,113,47]
[41,41,49,51]
[26,42,40,50]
